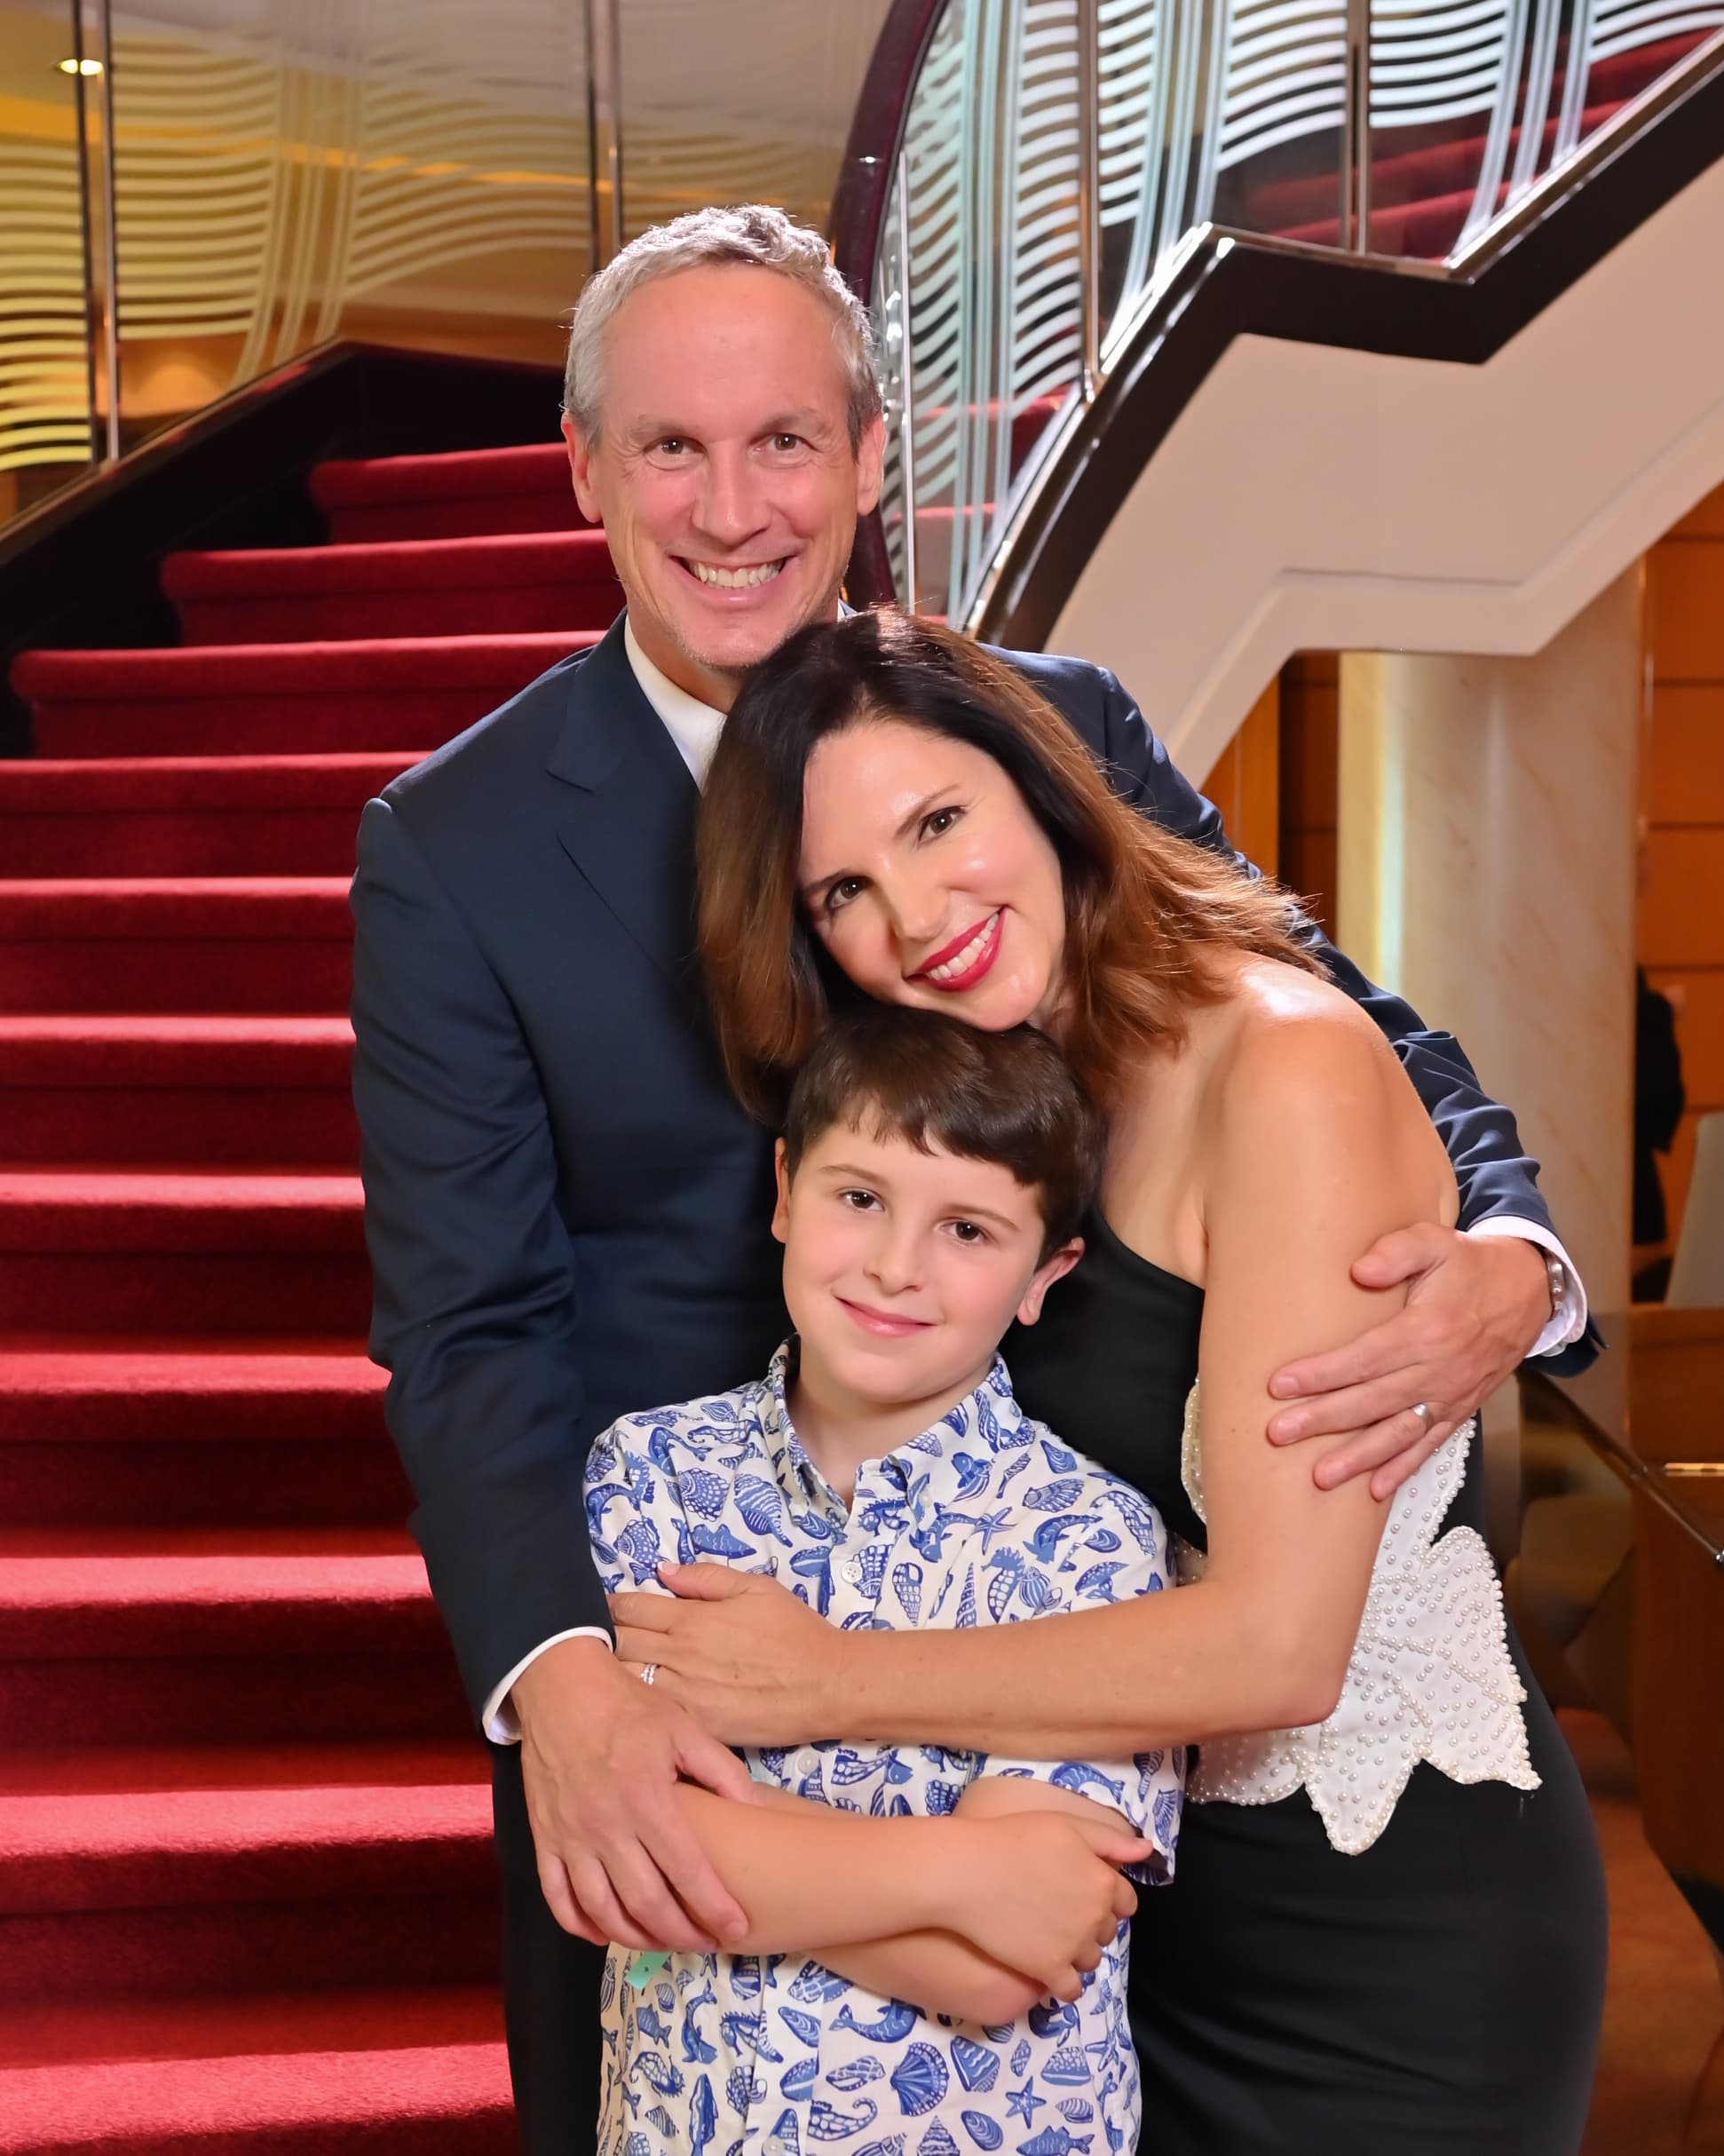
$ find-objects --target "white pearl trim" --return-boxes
[1175,1383,1538,1854]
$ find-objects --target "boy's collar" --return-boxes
[759,1338,1029,1515]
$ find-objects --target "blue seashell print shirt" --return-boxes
[585,1344,1184,2156]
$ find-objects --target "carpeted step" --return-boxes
[1249,35,1712,242]
[0,1016,359,1166]
[0,1744,495,2006]
[0,1169,368,1334]
[12,634,592,760]
[0,1529,469,1747]
[311,443,583,543]
[0,757,415,878]
[0,878,353,1015]
[0,1983,512,2156]
[164,532,623,646]
[0,1987,511,2156]
[0,1340,401,1528]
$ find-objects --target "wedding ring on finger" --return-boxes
[1410,1402,1435,1433]
[638,1663,658,1687]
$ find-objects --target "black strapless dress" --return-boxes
[1003,1209,1608,2155]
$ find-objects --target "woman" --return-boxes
[629,609,1606,2152]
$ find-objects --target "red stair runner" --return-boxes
[0,441,581,2152]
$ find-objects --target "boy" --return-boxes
[585,1008,1183,2155]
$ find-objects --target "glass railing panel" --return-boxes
[1206,0,1349,251]
[881,0,1087,620]
[1101,0,1345,315]
[102,0,591,455]
[1365,0,1724,260]
[0,2,98,524]
[619,0,891,242]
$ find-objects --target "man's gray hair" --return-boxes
[563,203,882,451]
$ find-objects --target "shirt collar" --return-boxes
[622,617,724,786]
[757,1339,1032,1522]
[621,603,858,789]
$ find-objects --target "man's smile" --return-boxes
[678,557,787,591]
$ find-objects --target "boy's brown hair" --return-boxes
[782,1006,1103,1256]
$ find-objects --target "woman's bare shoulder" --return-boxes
[1197,953,1392,1074]
[1197,956,1455,1215]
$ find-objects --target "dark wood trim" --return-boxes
[1,341,563,743]
[977,51,1724,649]
[827,0,948,290]
[829,0,951,611]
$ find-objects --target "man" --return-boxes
[350,204,1591,2151]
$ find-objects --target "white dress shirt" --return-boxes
[479,622,1589,1741]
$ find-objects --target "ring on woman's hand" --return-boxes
[1410,1402,1435,1432]
[638,1662,658,1686]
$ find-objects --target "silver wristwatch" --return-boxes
[1542,1249,1570,1322]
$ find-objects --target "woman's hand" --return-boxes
[611,1563,851,1746]
[943,1813,1146,2001]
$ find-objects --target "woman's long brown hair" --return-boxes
[698,608,1318,1120]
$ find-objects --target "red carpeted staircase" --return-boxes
[0,440,610,2156]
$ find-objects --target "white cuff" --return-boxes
[481,1626,614,1745]
[1466,1217,1588,1356]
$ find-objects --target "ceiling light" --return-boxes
[56,57,104,76]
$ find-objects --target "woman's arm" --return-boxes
[618,995,1455,1759]
[658,1781,1143,2008]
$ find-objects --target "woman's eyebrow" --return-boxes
[799,792,951,902]
[799,865,851,905]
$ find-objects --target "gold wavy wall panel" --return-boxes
[0,0,889,490]
[0,131,91,473]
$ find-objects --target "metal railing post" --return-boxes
[95,0,121,459]
[1344,0,1372,250]
[1076,0,1102,395]
[69,0,101,466]
[894,152,920,614]
[585,0,624,271]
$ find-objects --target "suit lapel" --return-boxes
[547,616,701,984]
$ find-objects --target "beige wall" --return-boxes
[1336,571,1644,1310]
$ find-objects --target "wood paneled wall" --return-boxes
[1198,678,1280,879]
[1643,481,1724,1247]
[1277,654,1339,939]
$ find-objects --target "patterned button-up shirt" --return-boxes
[585,1345,1183,2156]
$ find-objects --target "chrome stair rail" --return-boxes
[834,0,1724,618]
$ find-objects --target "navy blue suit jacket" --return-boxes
[351,615,1592,1724]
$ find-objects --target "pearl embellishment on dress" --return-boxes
[1174,1383,1538,1854]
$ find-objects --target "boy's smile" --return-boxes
[771,1118,1080,1494]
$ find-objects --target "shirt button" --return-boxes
[764,2139,787,2156]
[840,1558,864,1586]
[790,1747,820,1780]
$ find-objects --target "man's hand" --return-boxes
[1266,1225,1549,1499]
[611,1563,848,1748]
[511,1634,755,1953]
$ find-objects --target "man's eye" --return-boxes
[654,438,688,456]
[771,433,804,452]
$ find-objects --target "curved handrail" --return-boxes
[976,37,1724,651]
[834,0,1724,622]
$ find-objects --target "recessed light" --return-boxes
[56,57,104,76]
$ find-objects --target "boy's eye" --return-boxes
[948,1219,988,1244]
[839,1188,882,1212]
